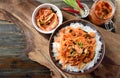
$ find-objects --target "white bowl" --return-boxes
[32,3,63,34]
[75,3,89,18]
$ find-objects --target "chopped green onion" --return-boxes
[70,48,76,55]
[78,42,83,48]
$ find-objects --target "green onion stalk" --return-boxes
[63,0,84,16]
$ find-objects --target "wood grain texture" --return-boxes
[114,0,120,34]
[0,21,51,78]
[0,0,120,78]
[0,0,63,78]
[0,56,51,77]
[0,12,7,21]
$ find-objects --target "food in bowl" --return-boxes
[53,26,96,69]
[50,20,104,73]
[89,0,115,25]
[36,7,58,31]
[32,3,63,34]
[95,1,112,19]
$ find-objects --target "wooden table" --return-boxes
[0,0,120,78]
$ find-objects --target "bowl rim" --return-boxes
[32,3,63,34]
[49,19,105,75]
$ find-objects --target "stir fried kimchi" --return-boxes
[36,8,58,31]
[54,26,96,69]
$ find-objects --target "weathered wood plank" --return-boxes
[114,0,120,34]
[0,23,25,56]
[0,21,51,77]
[0,56,51,77]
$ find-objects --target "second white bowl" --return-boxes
[32,3,63,34]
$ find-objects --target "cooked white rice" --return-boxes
[52,22,102,72]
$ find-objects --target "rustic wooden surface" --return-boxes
[0,0,120,78]
[0,21,51,78]
[114,0,120,34]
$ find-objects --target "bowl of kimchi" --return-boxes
[49,19,105,74]
[32,3,63,34]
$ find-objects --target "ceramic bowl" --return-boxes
[49,19,105,75]
[32,3,63,34]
